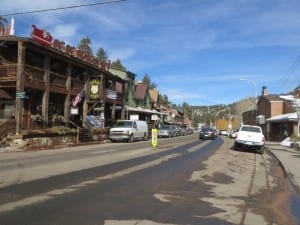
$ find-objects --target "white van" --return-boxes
[109,120,149,143]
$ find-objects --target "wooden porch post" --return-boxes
[64,63,72,124]
[121,82,126,119]
[82,81,89,127]
[42,55,50,127]
[15,41,25,134]
[111,103,116,124]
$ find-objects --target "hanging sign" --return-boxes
[89,79,101,100]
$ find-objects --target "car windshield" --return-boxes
[114,121,132,128]
[201,128,213,132]
[160,125,170,129]
[241,126,261,133]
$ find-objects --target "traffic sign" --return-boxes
[16,92,28,99]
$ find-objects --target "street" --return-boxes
[0,134,298,225]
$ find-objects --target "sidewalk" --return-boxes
[266,141,300,193]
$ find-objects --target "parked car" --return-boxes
[234,125,265,154]
[109,120,148,143]
[172,125,180,136]
[179,125,187,136]
[219,129,229,136]
[186,128,194,135]
[158,125,177,138]
[199,127,217,140]
[229,129,239,139]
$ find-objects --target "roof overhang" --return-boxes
[125,105,167,115]
[266,112,298,123]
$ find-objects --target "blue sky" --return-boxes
[1,0,300,106]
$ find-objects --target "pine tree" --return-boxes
[77,37,93,54]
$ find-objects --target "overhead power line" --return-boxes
[0,0,128,17]
[276,55,300,93]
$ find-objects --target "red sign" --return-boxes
[31,25,53,46]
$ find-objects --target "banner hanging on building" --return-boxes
[72,89,85,107]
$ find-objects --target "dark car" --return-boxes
[186,128,194,135]
[158,125,177,138]
[199,127,217,140]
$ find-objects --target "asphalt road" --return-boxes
[0,134,297,225]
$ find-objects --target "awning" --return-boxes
[125,105,167,116]
[266,112,298,123]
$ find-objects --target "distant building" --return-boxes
[256,86,298,141]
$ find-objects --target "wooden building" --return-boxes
[0,27,126,138]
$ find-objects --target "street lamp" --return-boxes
[240,78,258,110]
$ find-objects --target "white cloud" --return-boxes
[52,24,79,40]
[160,87,205,103]
[109,48,136,62]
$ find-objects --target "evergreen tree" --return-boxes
[77,37,93,54]
[159,94,170,106]
[182,102,192,119]
[96,48,108,61]
[142,74,157,89]
[110,59,126,71]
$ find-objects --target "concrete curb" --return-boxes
[266,146,300,193]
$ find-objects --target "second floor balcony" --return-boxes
[0,64,84,93]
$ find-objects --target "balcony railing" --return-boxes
[0,64,17,80]
[24,65,45,85]
[49,72,67,88]
[71,79,85,94]
[0,63,84,92]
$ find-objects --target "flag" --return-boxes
[72,90,85,107]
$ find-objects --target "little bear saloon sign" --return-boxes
[89,79,101,101]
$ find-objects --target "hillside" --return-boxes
[191,97,255,129]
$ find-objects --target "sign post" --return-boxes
[152,128,158,149]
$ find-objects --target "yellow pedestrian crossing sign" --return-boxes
[152,128,158,149]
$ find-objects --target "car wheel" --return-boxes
[234,142,239,150]
[258,146,265,154]
[128,134,134,143]
[143,133,148,141]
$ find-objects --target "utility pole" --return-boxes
[294,98,300,137]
